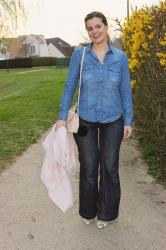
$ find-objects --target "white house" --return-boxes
[0,48,7,60]
[0,35,74,60]
[22,34,49,57]
[0,43,9,60]
[46,37,74,58]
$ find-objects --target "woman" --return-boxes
[56,11,133,229]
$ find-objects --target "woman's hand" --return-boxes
[55,120,67,130]
[123,126,132,139]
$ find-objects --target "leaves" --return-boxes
[122,1,166,181]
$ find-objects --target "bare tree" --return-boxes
[0,0,26,38]
[0,0,27,71]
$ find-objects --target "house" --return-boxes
[0,35,74,60]
[0,40,10,60]
[0,47,8,60]
[22,34,49,57]
[112,37,122,50]
[0,37,28,60]
[0,34,49,59]
[46,37,75,58]
[77,38,122,50]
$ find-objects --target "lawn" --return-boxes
[0,66,70,173]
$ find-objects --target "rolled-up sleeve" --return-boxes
[119,54,133,126]
[58,49,81,120]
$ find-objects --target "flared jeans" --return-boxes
[73,115,124,221]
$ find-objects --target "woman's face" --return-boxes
[86,17,108,44]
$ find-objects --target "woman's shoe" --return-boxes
[96,220,109,229]
[83,218,94,225]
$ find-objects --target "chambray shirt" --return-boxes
[58,43,133,126]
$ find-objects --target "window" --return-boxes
[30,46,35,54]
[1,49,6,54]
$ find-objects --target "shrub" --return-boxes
[0,58,32,69]
[56,57,70,67]
[0,56,71,69]
[122,1,166,181]
[31,57,56,67]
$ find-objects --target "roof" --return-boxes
[20,34,45,44]
[46,37,74,56]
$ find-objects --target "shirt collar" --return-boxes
[86,42,113,54]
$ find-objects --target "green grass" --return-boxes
[142,143,161,180]
[0,67,68,173]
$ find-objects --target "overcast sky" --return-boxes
[19,0,160,46]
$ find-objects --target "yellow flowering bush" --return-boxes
[122,8,154,72]
[157,32,166,68]
[121,1,166,181]
[122,1,166,73]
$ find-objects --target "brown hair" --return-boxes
[84,11,110,43]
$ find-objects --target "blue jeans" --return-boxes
[73,115,124,221]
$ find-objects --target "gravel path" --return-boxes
[0,133,166,250]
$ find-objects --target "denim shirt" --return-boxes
[58,43,133,126]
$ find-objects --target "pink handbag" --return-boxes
[66,110,79,133]
[66,47,86,133]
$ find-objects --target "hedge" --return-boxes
[56,57,71,67]
[32,57,56,67]
[0,56,70,69]
[0,58,32,69]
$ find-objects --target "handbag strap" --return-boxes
[77,46,86,114]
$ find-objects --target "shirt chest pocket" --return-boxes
[82,64,94,81]
[107,64,121,82]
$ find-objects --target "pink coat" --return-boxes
[41,124,76,212]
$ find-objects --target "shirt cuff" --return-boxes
[58,111,68,121]
[124,117,132,126]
